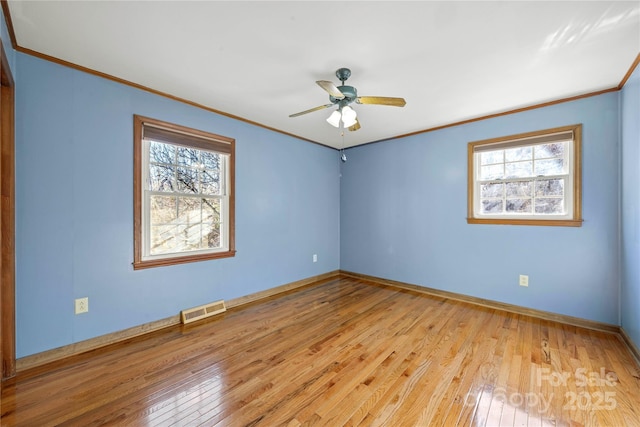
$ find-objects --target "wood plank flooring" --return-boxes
[1,275,640,426]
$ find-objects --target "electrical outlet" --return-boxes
[313,254,317,263]
[75,297,89,314]
[519,275,529,287]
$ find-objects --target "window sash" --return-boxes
[475,175,573,219]
[477,144,569,181]
[143,194,229,260]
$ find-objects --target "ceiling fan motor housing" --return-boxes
[330,85,357,104]
[330,67,357,105]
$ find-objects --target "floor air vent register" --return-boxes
[180,300,227,324]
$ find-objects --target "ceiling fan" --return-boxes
[289,68,406,131]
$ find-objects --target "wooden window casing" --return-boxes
[133,115,236,269]
[467,124,583,227]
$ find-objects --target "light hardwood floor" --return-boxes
[1,275,639,426]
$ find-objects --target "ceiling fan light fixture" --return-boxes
[342,116,358,128]
[327,110,341,127]
[341,106,358,127]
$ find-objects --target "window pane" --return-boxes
[480,164,504,180]
[150,225,178,254]
[506,199,532,213]
[535,158,565,176]
[481,200,503,214]
[481,182,503,198]
[150,196,177,224]
[149,141,175,164]
[201,151,221,170]
[200,170,221,195]
[178,197,201,222]
[202,198,221,222]
[176,167,199,193]
[535,198,564,214]
[175,223,201,252]
[480,150,503,165]
[505,181,532,198]
[505,161,532,178]
[202,223,221,249]
[505,146,532,162]
[535,142,565,159]
[177,147,199,167]
[535,179,564,197]
[149,164,176,192]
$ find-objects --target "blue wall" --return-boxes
[15,54,341,358]
[621,64,640,350]
[341,93,621,324]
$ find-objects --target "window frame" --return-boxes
[467,124,583,227]
[133,115,236,269]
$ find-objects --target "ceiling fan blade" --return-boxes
[348,119,361,132]
[316,80,345,99]
[356,96,406,107]
[289,104,334,118]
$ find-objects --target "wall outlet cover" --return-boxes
[75,297,89,314]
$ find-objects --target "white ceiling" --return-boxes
[6,1,640,149]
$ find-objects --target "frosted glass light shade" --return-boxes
[341,106,357,127]
[326,110,341,127]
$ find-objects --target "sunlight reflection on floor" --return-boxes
[144,374,225,425]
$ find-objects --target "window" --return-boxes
[467,124,582,227]
[133,115,235,269]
